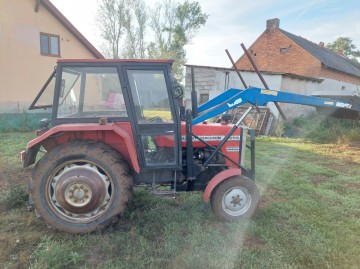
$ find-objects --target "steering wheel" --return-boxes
[147,116,163,123]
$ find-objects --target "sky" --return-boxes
[50,0,360,68]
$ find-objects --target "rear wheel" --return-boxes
[31,140,132,233]
[210,176,259,221]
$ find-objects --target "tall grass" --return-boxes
[282,112,360,143]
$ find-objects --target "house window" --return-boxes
[40,33,60,56]
[280,48,288,53]
[199,93,209,104]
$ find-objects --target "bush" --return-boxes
[0,184,28,210]
[281,112,360,143]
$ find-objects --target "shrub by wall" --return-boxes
[282,112,360,143]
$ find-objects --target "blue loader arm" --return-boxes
[192,87,360,125]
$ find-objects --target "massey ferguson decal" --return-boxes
[182,135,240,142]
[227,98,243,108]
[335,102,352,109]
[226,147,239,152]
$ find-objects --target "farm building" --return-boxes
[184,18,360,128]
[0,0,103,113]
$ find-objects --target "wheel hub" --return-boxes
[50,163,111,219]
[222,187,251,216]
[65,183,92,206]
[230,194,243,207]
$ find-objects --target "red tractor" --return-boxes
[21,59,259,233]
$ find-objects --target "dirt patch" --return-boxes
[346,142,360,148]
[345,183,360,190]
[316,160,359,176]
[0,169,30,191]
[0,172,6,190]
[260,188,288,208]
[243,234,266,250]
[312,144,360,164]
[311,175,328,185]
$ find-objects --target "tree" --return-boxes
[96,0,128,58]
[97,0,147,59]
[148,0,208,80]
[123,0,147,59]
[97,0,208,79]
[326,37,360,63]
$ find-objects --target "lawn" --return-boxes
[0,132,359,269]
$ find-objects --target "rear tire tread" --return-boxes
[30,140,132,233]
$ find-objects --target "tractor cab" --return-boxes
[29,59,181,171]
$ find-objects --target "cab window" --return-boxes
[56,66,127,118]
[127,69,173,123]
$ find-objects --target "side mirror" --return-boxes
[173,79,183,99]
[39,118,50,129]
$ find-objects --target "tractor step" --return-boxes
[152,189,176,196]
[151,171,177,196]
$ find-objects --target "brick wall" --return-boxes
[235,29,360,86]
[319,67,360,85]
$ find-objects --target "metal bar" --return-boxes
[79,73,86,113]
[203,106,254,167]
[197,88,242,113]
[185,109,195,180]
[192,134,248,171]
[192,90,247,125]
[191,67,198,118]
[173,170,177,194]
[249,129,255,180]
[225,49,247,89]
[239,126,243,167]
[240,43,287,120]
[233,106,253,127]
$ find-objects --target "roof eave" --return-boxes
[321,63,360,80]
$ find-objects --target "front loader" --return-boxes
[21,55,360,234]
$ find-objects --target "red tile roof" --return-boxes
[41,0,104,59]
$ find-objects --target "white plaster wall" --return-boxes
[280,77,320,118]
[184,66,282,118]
[316,77,360,96]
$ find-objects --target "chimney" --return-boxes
[319,42,325,48]
[266,18,280,30]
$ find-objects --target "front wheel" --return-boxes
[30,141,132,233]
[210,176,260,221]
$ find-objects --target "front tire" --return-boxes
[31,140,132,233]
[210,176,259,221]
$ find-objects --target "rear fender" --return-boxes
[203,168,242,203]
[22,144,41,168]
[23,123,140,172]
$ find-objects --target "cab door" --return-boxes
[123,66,180,170]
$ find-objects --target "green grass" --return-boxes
[0,132,359,268]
